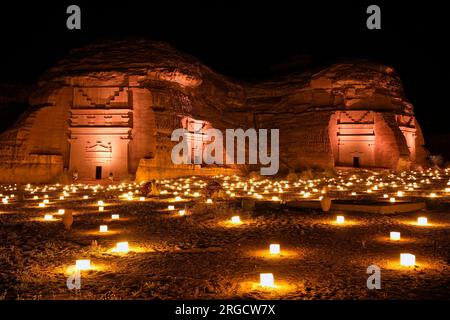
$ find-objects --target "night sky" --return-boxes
[0,1,448,138]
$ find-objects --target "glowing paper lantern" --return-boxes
[269,244,280,255]
[139,197,145,201]
[43,199,49,204]
[97,200,104,206]
[168,205,175,210]
[58,209,65,215]
[2,198,8,204]
[99,225,108,233]
[336,216,345,224]
[59,196,64,200]
[44,214,53,221]
[83,195,89,199]
[389,197,396,203]
[271,196,280,201]
[417,217,428,226]
[206,198,213,204]
[98,206,104,212]
[111,214,119,220]
[76,259,91,270]
[175,196,181,201]
[390,232,401,241]
[115,242,129,253]
[260,273,275,288]
[231,216,241,224]
[178,210,186,216]
[400,253,416,266]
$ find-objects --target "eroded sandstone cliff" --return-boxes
[0,39,427,183]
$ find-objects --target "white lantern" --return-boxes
[58,209,65,215]
[99,225,108,233]
[111,214,119,220]
[389,197,396,203]
[116,242,129,253]
[206,198,213,204]
[417,217,428,226]
[97,200,104,206]
[168,205,175,211]
[139,197,145,201]
[178,210,186,216]
[98,206,104,212]
[390,232,401,241]
[269,244,280,255]
[44,214,53,221]
[43,199,49,204]
[400,253,415,266]
[76,259,91,270]
[336,216,345,224]
[231,216,241,224]
[260,273,275,287]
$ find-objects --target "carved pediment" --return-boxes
[86,141,111,153]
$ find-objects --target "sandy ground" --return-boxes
[0,171,449,300]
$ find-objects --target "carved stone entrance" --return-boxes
[68,87,131,179]
[335,111,375,167]
[68,130,130,179]
[95,166,102,179]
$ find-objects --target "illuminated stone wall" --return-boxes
[0,40,428,182]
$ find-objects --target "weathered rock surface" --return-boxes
[0,83,32,134]
[0,39,427,183]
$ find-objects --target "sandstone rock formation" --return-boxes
[0,83,32,135]
[0,39,427,183]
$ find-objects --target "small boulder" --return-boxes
[320,196,332,212]
[62,209,73,230]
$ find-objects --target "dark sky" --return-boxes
[0,0,449,135]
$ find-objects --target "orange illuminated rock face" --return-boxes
[0,40,427,183]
